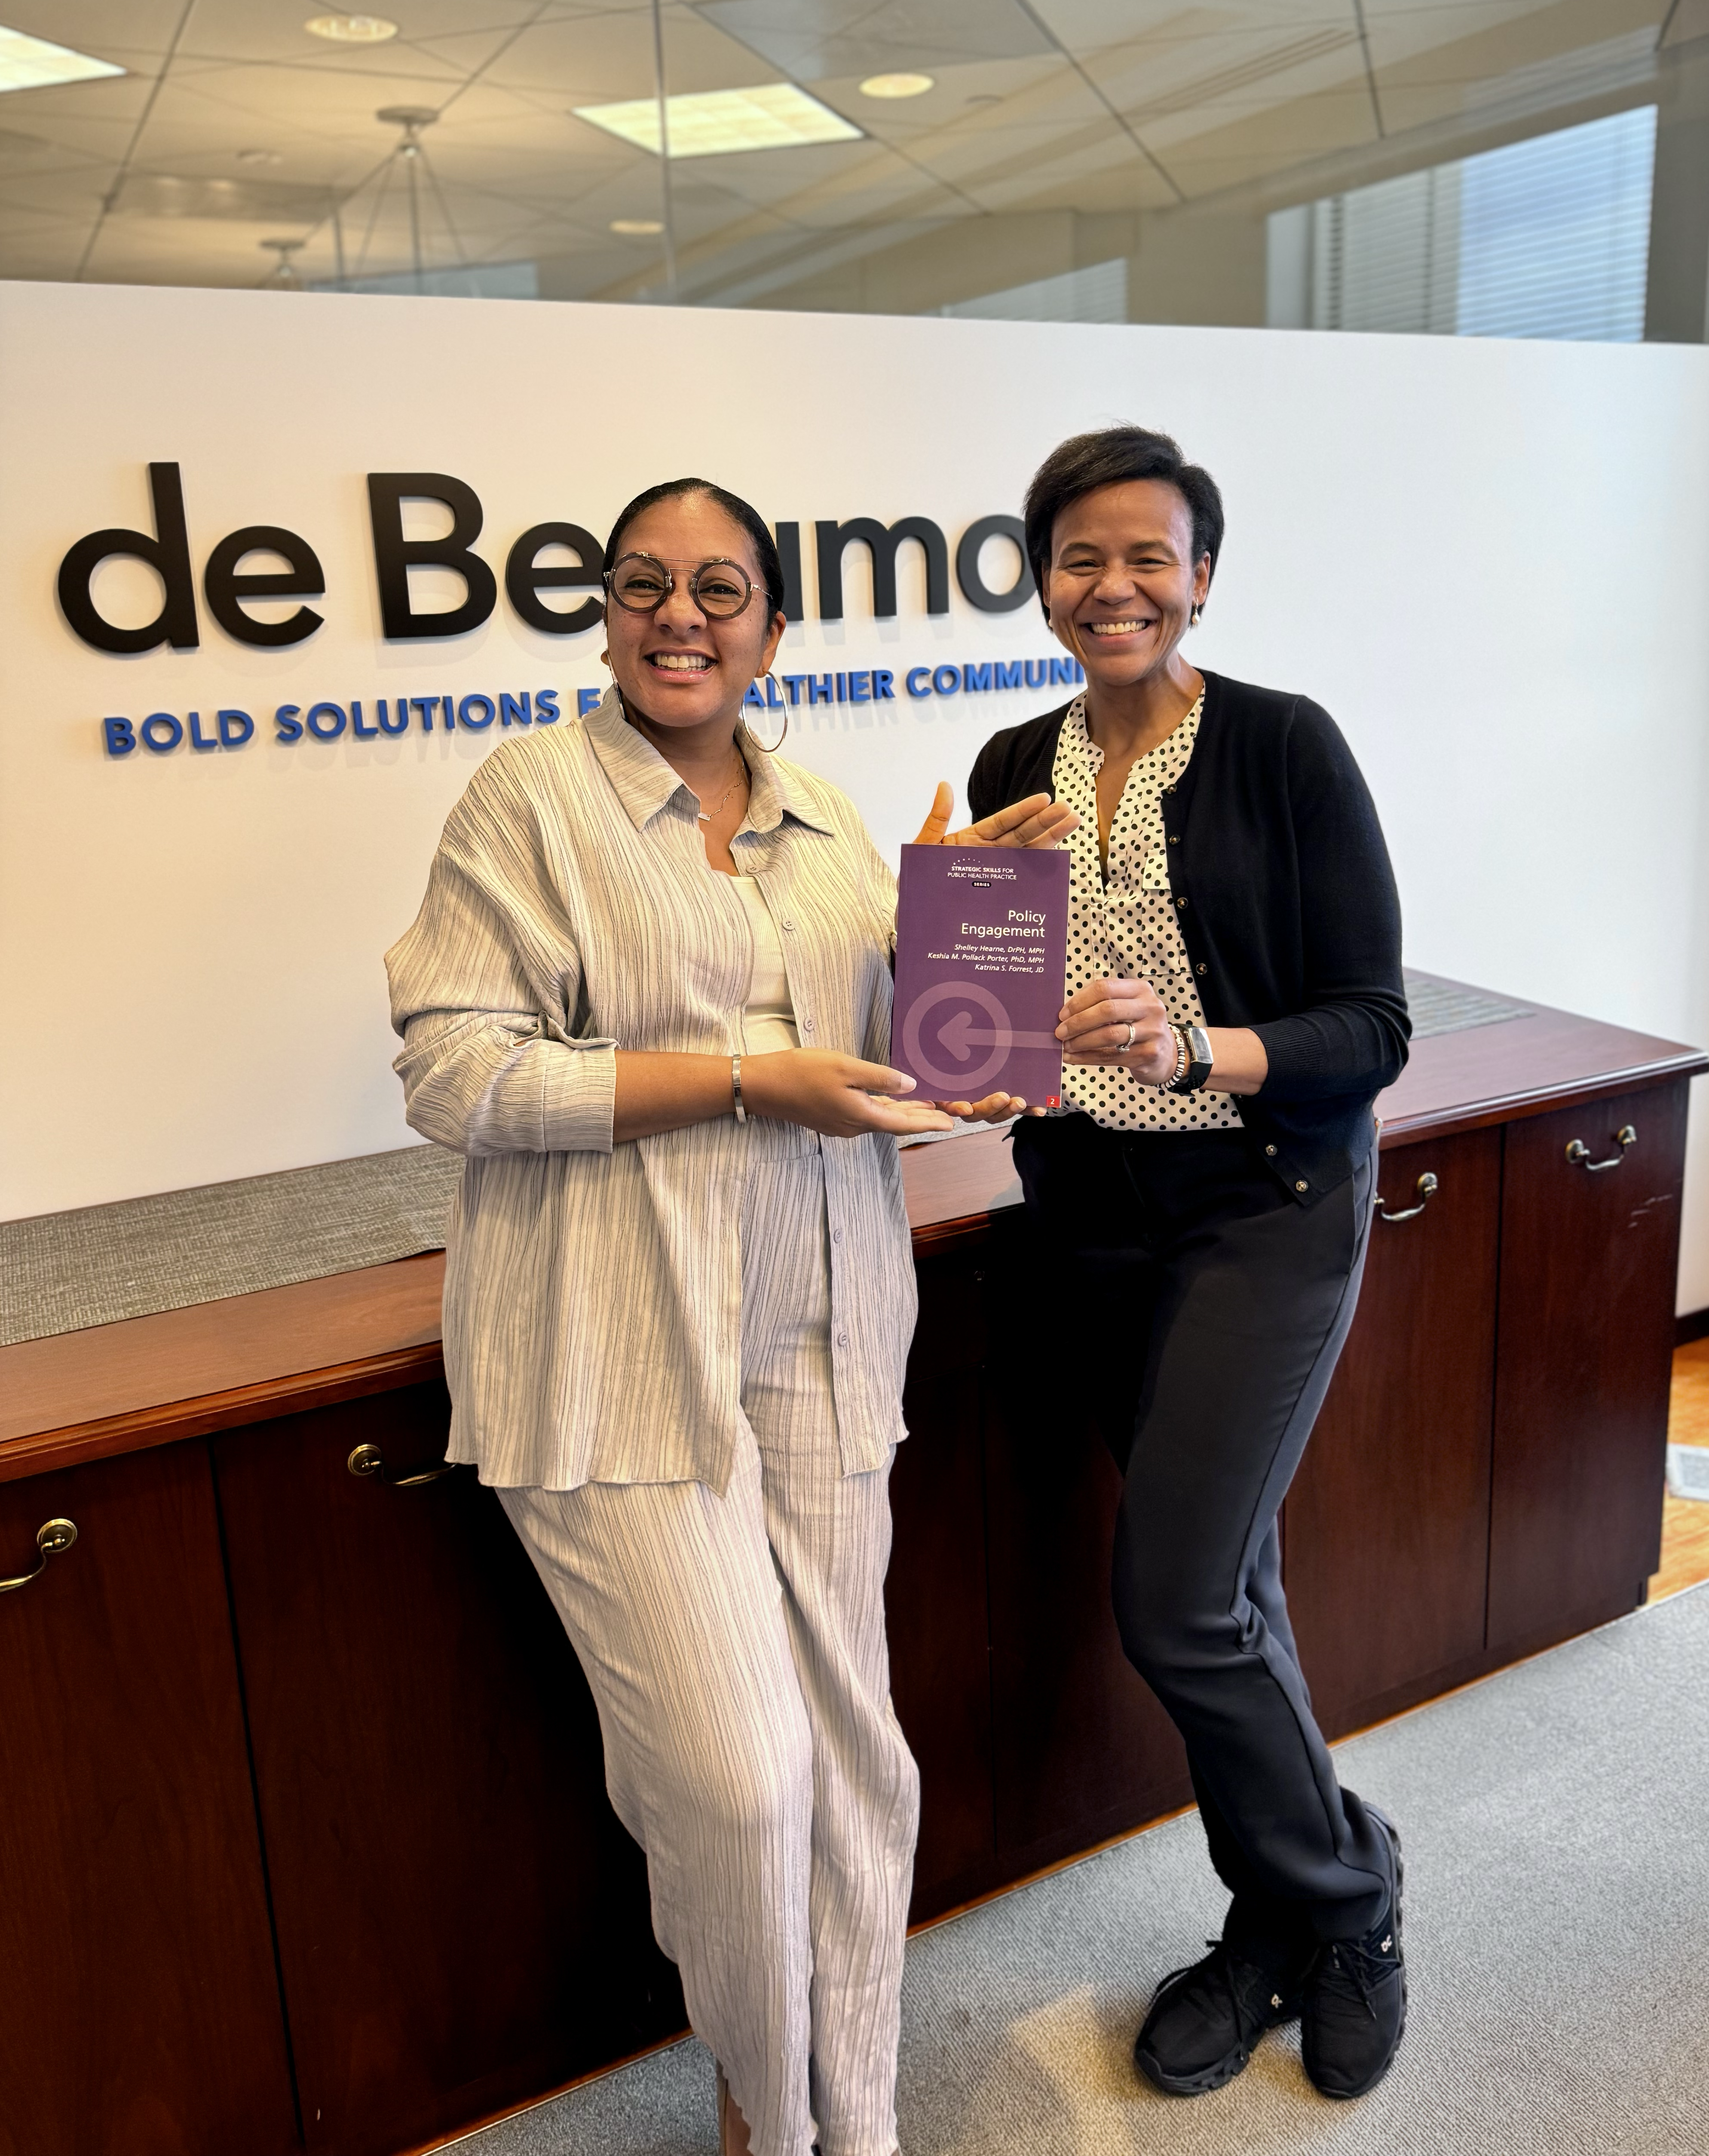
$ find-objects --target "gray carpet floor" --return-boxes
[446,1581,1709,2156]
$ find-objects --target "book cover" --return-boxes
[890,844,1071,1107]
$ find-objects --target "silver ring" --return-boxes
[1122,1022,1135,1050]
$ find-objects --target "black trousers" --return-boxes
[1011,1113,1394,1952]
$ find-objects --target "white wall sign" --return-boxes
[1,283,1704,1310]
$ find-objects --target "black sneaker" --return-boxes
[1301,1808,1407,2100]
[1133,1940,1306,2097]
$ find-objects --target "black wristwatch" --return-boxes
[1167,1024,1214,1093]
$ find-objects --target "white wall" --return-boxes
[2,284,1705,1308]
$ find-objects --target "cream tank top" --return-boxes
[732,874,799,1054]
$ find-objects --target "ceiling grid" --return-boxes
[0,0,1684,307]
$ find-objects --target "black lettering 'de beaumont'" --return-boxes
[815,515,949,621]
[955,514,1034,613]
[55,460,327,655]
[203,526,325,647]
[57,465,1041,653]
[503,521,604,635]
[57,461,201,653]
[366,472,497,640]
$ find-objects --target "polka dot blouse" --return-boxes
[1051,690,1243,1133]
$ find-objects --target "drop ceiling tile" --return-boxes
[175,43,469,92]
[0,168,112,221]
[857,67,1175,208]
[1089,28,1368,139]
[476,5,790,107]
[0,69,153,148]
[1358,0,1611,54]
[1373,5,1659,95]
[1038,0,1352,58]
[364,89,585,158]
[457,10,662,103]
[835,57,1106,161]
[0,2,185,62]
[1372,21,1659,146]
[809,54,1079,143]
[1152,83,1381,193]
[633,137,936,232]
[0,126,107,176]
[172,0,546,65]
[942,121,1180,214]
[697,0,1053,80]
[108,170,343,220]
[668,138,901,208]
[129,66,491,167]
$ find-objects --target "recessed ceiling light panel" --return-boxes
[575,83,861,159]
[610,217,663,236]
[859,73,934,99]
[0,24,124,95]
[305,14,398,42]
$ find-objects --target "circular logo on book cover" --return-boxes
[900,980,1014,1095]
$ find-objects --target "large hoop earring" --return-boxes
[748,674,789,754]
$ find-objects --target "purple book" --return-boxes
[890,844,1070,1107]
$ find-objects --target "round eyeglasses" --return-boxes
[604,552,755,619]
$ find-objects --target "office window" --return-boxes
[1268,105,1657,342]
[939,258,1127,325]
[311,261,539,299]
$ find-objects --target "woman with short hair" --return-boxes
[387,475,1072,2156]
[967,426,1412,2104]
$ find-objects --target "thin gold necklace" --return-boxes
[697,753,750,824]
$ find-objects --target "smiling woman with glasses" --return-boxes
[386,474,1074,2156]
[965,426,1413,2110]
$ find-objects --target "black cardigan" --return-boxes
[968,670,1410,1206]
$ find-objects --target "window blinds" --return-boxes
[1268,104,1657,342]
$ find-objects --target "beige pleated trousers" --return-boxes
[499,1122,920,2156]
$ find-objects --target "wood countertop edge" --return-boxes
[0,1341,449,1485]
[6,1033,1702,1484]
[0,1225,1014,1479]
[1377,1045,1708,1143]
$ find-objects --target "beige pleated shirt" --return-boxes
[384,689,916,1493]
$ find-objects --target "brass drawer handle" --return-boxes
[347,1443,456,1488]
[0,1518,78,1595]
[1566,1124,1636,1173]
[1375,1171,1437,1223]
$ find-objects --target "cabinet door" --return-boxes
[979,1212,1191,1877]
[1285,1126,1501,1738]
[1487,1081,1688,1657]
[0,1446,298,2156]
[888,1243,998,1919]
[212,1386,683,2156]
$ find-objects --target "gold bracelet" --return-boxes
[1161,1025,1188,1090]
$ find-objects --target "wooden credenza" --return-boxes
[1,983,1701,2156]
